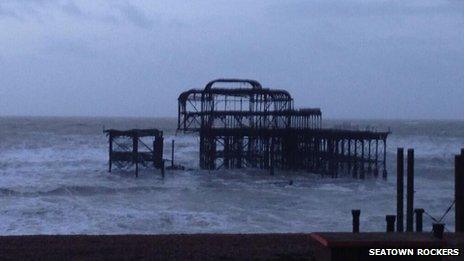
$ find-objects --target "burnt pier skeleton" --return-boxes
[178,79,389,177]
[105,129,164,177]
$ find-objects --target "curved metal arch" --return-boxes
[204,78,262,91]
[178,89,203,103]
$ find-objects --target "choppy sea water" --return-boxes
[0,117,462,235]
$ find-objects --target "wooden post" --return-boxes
[397,148,404,232]
[455,154,464,232]
[108,133,113,173]
[406,149,414,232]
[433,223,444,239]
[415,208,424,232]
[386,215,396,232]
[352,209,360,233]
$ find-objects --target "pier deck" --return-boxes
[199,128,388,177]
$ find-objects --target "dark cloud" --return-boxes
[267,0,463,18]
[0,0,57,21]
[61,1,82,17]
[0,1,115,25]
[118,2,154,29]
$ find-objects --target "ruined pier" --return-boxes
[178,79,389,177]
[105,129,164,177]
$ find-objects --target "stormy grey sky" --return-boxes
[0,0,463,119]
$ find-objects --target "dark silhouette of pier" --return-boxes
[178,79,389,177]
[104,129,164,177]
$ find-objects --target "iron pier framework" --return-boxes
[105,129,164,177]
[178,79,389,178]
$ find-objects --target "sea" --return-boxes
[0,117,462,235]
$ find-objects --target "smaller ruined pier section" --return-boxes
[104,129,164,177]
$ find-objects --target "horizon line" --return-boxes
[0,114,463,122]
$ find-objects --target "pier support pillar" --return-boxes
[382,139,387,179]
[360,140,365,179]
[153,135,164,169]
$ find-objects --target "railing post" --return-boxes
[386,215,396,232]
[397,148,404,232]
[414,208,424,232]
[406,149,414,232]
[433,223,445,239]
[352,209,360,233]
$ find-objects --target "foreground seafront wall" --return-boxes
[0,233,463,260]
[0,234,314,260]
